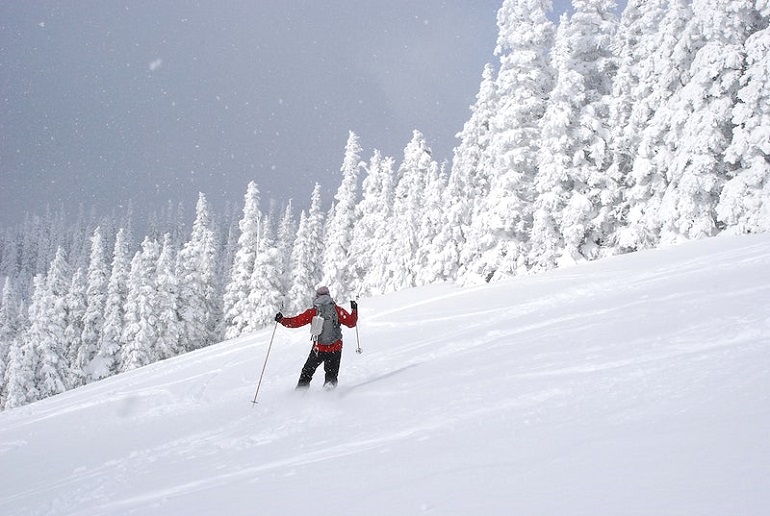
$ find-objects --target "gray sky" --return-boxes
[0,1,622,228]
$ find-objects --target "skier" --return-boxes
[275,286,358,390]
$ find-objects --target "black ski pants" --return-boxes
[297,349,341,388]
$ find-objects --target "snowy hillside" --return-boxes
[1,234,769,515]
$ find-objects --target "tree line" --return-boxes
[1,0,769,409]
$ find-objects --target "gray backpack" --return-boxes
[311,301,342,345]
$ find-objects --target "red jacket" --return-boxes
[279,305,358,352]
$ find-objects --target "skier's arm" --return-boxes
[279,308,315,328]
[336,305,358,328]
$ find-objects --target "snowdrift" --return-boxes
[1,234,769,515]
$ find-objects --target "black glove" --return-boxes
[350,300,358,311]
[274,312,283,322]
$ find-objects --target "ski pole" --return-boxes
[354,295,362,354]
[252,313,281,406]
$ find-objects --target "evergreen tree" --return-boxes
[530,15,580,270]
[385,131,436,292]
[656,0,757,243]
[276,201,297,299]
[223,182,262,340]
[464,0,556,282]
[32,248,72,399]
[0,227,20,281]
[156,234,182,360]
[177,193,218,350]
[322,131,363,301]
[623,2,705,247]
[120,238,160,373]
[453,64,499,282]
[431,161,468,286]
[64,268,87,388]
[717,4,770,233]
[215,208,241,338]
[0,278,21,408]
[608,0,669,250]
[351,151,395,296]
[531,1,619,269]
[243,217,285,332]
[287,184,325,312]
[414,162,448,286]
[93,228,130,380]
[3,300,33,410]
[78,227,108,385]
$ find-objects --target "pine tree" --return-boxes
[531,1,619,269]
[385,131,436,292]
[351,151,395,296]
[223,182,262,340]
[608,0,671,249]
[0,278,21,408]
[3,300,34,410]
[64,268,87,388]
[93,228,130,380]
[243,217,285,332]
[33,248,72,399]
[717,5,770,233]
[78,227,108,385]
[120,238,160,373]
[287,184,325,312]
[453,64,499,283]
[414,162,448,286]
[619,0,697,249]
[463,0,556,282]
[156,234,182,360]
[177,193,218,350]
[656,0,757,243]
[276,202,297,299]
[322,131,363,301]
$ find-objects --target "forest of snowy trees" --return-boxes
[1,0,769,410]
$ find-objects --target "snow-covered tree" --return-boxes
[351,151,395,296]
[617,0,698,249]
[32,248,71,399]
[93,228,130,380]
[64,268,87,388]
[531,1,619,270]
[385,131,437,292]
[287,184,325,312]
[607,0,672,250]
[156,235,182,360]
[463,0,556,283]
[120,238,160,373]
[177,193,218,350]
[322,131,363,301]
[453,64,499,281]
[276,202,297,298]
[243,217,285,332]
[78,227,108,384]
[3,300,34,410]
[0,278,21,407]
[223,182,262,340]
[717,6,770,233]
[654,0,757,243]
[430,161,468,286]
[414,162,448,286]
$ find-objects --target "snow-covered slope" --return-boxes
[2,234,769,515]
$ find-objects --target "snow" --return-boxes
[2,234,769,515]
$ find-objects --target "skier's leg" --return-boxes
[297,349,323,389]
[322,350,342,388]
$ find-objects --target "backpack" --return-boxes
[311,300,342,345]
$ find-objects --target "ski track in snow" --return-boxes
[1,234,770,515]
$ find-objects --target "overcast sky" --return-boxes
[1,1,625,229]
